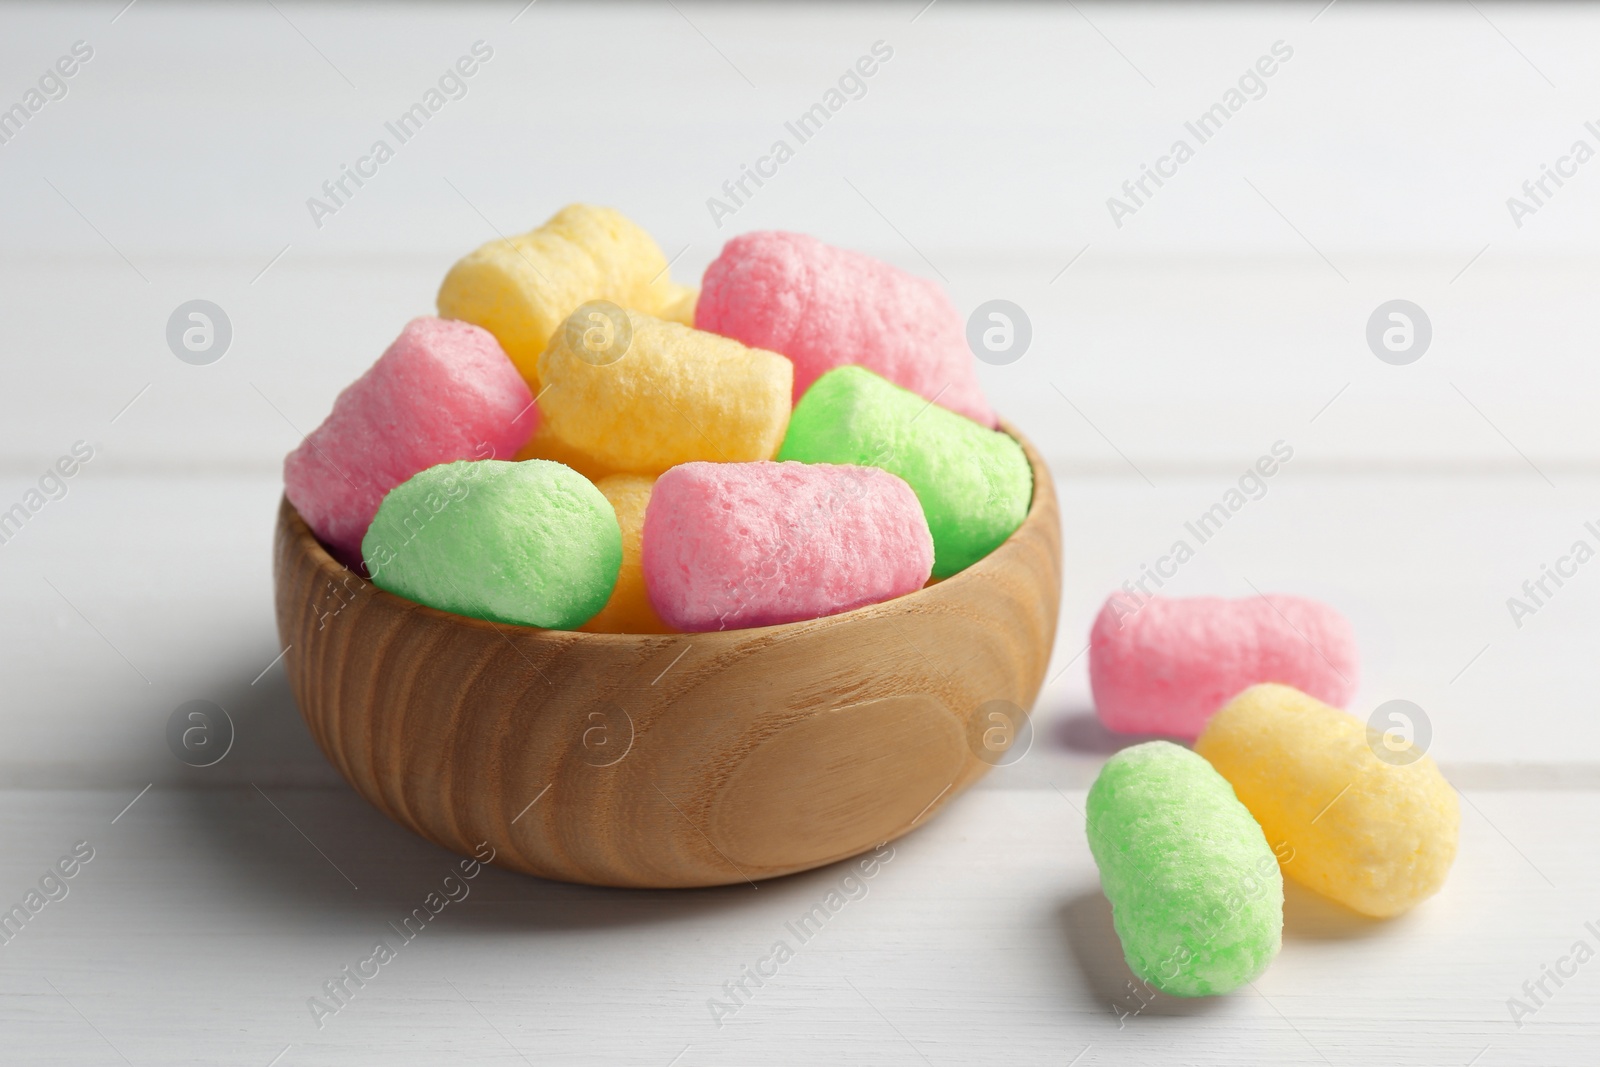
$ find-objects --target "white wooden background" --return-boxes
[2,2,1597,1063]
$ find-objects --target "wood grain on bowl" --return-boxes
[273,425,1061,888]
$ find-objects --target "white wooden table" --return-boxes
[2,2,1597,1063]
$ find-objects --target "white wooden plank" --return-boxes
[2,2,1599,259]
[2,253,1598,474]
[0,469,1596,788]
[0,786,1584,1066]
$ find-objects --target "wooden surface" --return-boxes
[273,432,1061,888]
[4,1,1600,1064]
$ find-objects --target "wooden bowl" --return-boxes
[272,426,1061,888]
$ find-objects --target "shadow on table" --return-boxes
[1056,877,1391,1017]
[167,654,818,938]
[177,780,783,936]
[1056,890,1230,1019]
[1281,879,1389,941]
[1047,711,1190,757]
[161,645,341,788]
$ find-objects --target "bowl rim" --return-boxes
[279,419,1057,644]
